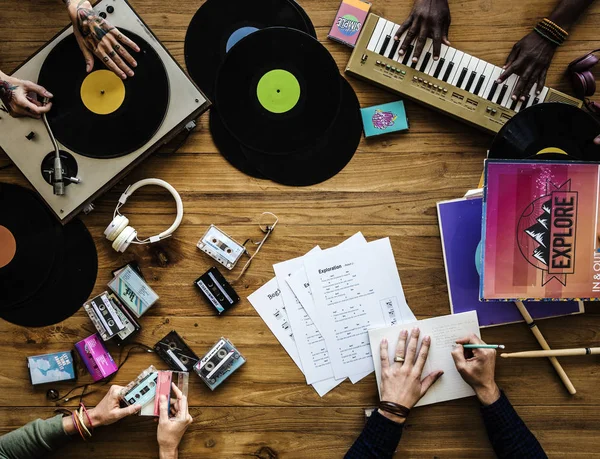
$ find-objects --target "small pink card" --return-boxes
[154,371,173,416]
[328,0,371,48]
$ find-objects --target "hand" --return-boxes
[87,385,142,427]
[66,0,140,79]
[157,383,193,458]
[595,134,600,145]
[498,31,556,101]
[0,72,53,118]
[395,0,451,63]
[451,334,501,406]
[379,328,444,423]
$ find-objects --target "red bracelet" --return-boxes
[80,403,94,431]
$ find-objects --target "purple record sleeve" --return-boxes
[437,197,583,327]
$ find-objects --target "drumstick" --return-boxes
[513,301,576,395]
[501,347,600,358]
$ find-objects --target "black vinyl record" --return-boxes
[0,184,98,327]
[0,184,60,308]
[240,77,361,186]
[38,30,169,159]
[489,103,600,161]
[184,0,316,99]
[214,27,342,155]
[209,109,266,179]
[288,0,317,39]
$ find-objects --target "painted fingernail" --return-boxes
[399,50,405,56]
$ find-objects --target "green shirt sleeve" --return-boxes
[0,414,71,459]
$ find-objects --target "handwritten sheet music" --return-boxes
[368,311,480,406]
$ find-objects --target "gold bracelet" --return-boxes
[542,18,568,37]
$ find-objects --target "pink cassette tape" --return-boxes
[75,333,118,381]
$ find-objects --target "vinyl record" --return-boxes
[209,109,266,179]
[288,0,317,38]
[0,218,98,328]
[38,30,169,159]
[0,184,60,308]
[489,103,600,161]
[214,27,342,155]
[184,0,316,99]
[240,77,361,186]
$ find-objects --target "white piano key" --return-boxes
[536,86,549,104]
[414,39,433,70]
[425,44,448,75]
[367,18,387,52]
[482,66,503,99]
[383,23,401,58]
[515,83,538,112]
[449,52,469,86]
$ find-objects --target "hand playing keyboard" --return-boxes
[395,0,451,63]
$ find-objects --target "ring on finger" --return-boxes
[109,50,116,58]
[103,56,109,63]
[394,356,405,363]
[114,44,121,51]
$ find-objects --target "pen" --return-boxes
[459,344,505,349]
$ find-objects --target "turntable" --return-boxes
[0,0,210,223]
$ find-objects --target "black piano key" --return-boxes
[465,71,477,92]
[496,84,508,104]
[456,67,468,87]
[411,59,418,69]
[521,95,530,110]
[510,98,518,111]
[442,62,454,82]
[379,35,391,56]
[388,39,400,59]
[473,75,485,95]
[532,97,540,105]
[419,53,431,72]
[487,81,498,101]
[402,45,414,65]
[432,58,445,79]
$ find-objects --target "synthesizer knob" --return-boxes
[391,66,396,72]
[418,78,423,82]
[413,76,418,81]
[376,60,381,66]
[428,82,433,87]
[486,106,492,112]
[99,11,107,18]
[443,88,448,93]
[385,64,391,70]
[433,85,438,89]
[401,70,406,75]
[106,5,114,13]
[491,109,497,114]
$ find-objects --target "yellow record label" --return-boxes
[536,147,568,156]
[80,70,125,115]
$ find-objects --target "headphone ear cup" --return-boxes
[568,53,599,73]
[112,226,137,253]
[587,100,600,115]
[104,215,130,242]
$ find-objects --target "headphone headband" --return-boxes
[115,178,183,244]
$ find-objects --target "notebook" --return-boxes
[369,311,479,407]
[481,160,600,301]
[438,197,584,327]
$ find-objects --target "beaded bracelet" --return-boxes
[535,18,568,47]
[534,27,563,47]
[536,22,565,43]
[542,18,568,37]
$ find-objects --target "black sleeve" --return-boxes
[481,391,547,459]
[345,410,404,459]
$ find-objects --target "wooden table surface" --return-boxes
[1,0,600,457]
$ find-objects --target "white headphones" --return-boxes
[104,178,184,253]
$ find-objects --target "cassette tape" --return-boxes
[194,267,240,315]
[154,330,199,372]
[197,225,245,270]
[120,365,158,408]
[108,265,159,318]
[194,337,246,391]
[83,292,128,341]
[110,293,141,345]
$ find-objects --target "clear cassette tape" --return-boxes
[120,365,158,407]
[197,225,245,270]
[194,337,245,390]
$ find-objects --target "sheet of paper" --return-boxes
[368,311,480,407]
[274,234,367,384]
[248,277,344,396]
[303,238,415,379]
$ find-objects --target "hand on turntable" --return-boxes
[67,0,140,79]
[395,0,451,63]
[497,31,556,101]
[0,71,53,118]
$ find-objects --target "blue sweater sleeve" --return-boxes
[345,410,404,459]
[0,414,70,459]
[481,391,547,459]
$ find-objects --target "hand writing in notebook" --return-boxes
[378,327,444,423]
[452,334,501,406]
